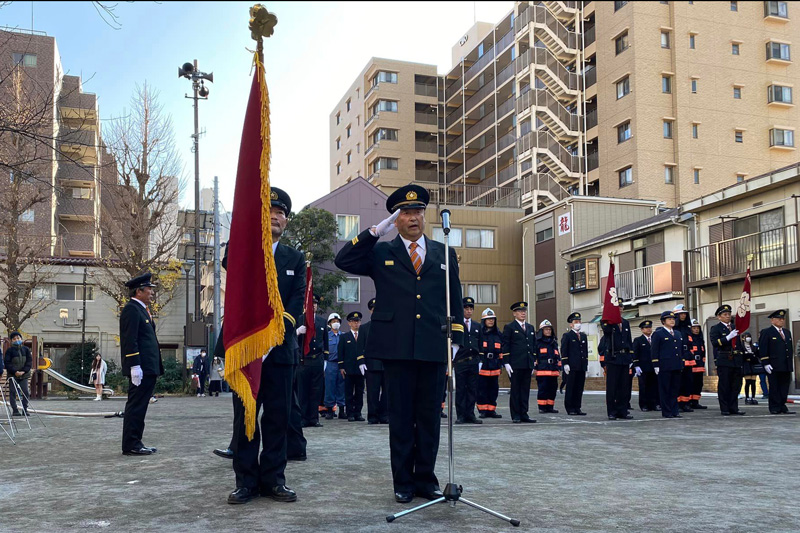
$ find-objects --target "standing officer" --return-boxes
[362,298,388,424]
[323,313,346,419]
[686,319,708,410]
[338,311,367,422]
[651,311,684,419]
[228,187,305,505]
[476,308,503,418]
[759,310,795,415]
[560,312,588,416]
[632,320,659,412]
[534,320,560,414]
[502,301,537,424]
[334,184,464,504]
[120,272,164,456]
[709,304,745,416]
[601,318,634,420]
[455,297,482,424]
[296,294,327,428]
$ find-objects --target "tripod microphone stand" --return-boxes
[386,209,520,527]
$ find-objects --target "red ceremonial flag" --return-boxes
[602,261,623,325]
[734,266,752,347]
[302,261,315,356]
[223,53,285,440]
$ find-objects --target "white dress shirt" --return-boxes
[400,235,426,265]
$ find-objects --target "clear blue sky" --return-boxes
[1,1,513,212]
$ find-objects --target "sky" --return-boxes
[0,1,514,214]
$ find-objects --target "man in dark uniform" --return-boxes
[338,311,367,422]
[120,272,164,456]
[296,294,327,428]
[560,312,588,416]
[501,301,537,424]
[651,311,685,419]
[334,184,464,504]
[759,310,795,415]
[709,304,745,416]
[362,298,389,424]
[601,318,634,420]
[455,297,482,424]
[686,319,708,410]
[228,187,305,505]
[632,320,659,412]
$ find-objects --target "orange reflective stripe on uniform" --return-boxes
[690,394,702,400]
[479,369,501,376]
[692,367,705,373]
[684,360,696,366]
[536,370,560,377]
[537,399,548,405]
[476,403,496,411]
[677,395,691,402]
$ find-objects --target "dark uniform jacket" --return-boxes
[271,243,307,366]
[120,300,164,377]
[337,329,367,375]
[632,335,654,372]
[560,329,588,372]
[301,315,328,367]
[479,327,503,375]
[360,321,383,371]
[456,318,482,366]
[601,320,634,366]
[334,231,464,363]
[501,321,536,370]
[709,322,743,368]
[3,344,32,378]
[651,327,685,372]
[685,330,706,370]
[534,331,561,376]
[741,344,761,376]
[758,326,794,372]
[192,355,208,375]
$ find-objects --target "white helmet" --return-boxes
[481,308,496,320]
[673,304,686,313]
[539,319,552,329]
[327,313,341,323]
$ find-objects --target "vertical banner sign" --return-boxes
[558,212,572,236]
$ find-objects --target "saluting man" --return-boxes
[560,312,588,416]
[338,311,367,422]
[362,298,388,424]
[651,311,685,419]
[502,301,537,424]
[709,304,745,416]
[759,310,795,415]
[120,272,164,456]
[334,184,464,504]
[632,320,659,412]
[455,296,482,424]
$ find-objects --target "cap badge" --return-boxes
[270,190,278,200]
[406,191,418,201]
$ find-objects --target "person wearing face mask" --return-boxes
[632,320,659,412]
[560,313,588,416]
[4,332,32,416]
[193,349,209,397]
[534,320,561,414]
[651,311,685,419]
[476,308,503,419]
[323,313,346,420]
[740,332,760,406]
[686,319,708,410]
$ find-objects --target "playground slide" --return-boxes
[42,368,114,396]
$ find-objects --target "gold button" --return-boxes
[417,276,421,281]
[417,295,421,299]
[416,314,421,319]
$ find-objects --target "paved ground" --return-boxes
[1,391,798,533]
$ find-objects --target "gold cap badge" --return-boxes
[406,191,418,201]
[270,190,278,200]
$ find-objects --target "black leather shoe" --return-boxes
[721,412,731,416]
[122,448,153,456]
[416,488,443,501]
[455,417,466,424]
[368,420,379,425]
[608,416,617,420]
[348,417,355,422]
[262,485,297,502]
[512,418,521,423]
[468,417,483,424]
[380,418,390,424]
[640,408,651,412]
[576,411,587,416]
[213,448,234,459]
[549,408,559,414]
[478,412,488,418]
[354,416,365,422]
[731,410,746,415]
[538,408,548,414]
[338,412,347,419]
[490,412,502,418]
[11,411,21,417]
[674,414,683,418]
[520,417,537,423]
[680,405,694,412]
[228,487,258,505]
[313,421,323,427]
[693,404,708,410]
[325,413,334,420]
[769,411,782,415]
[784,411,796,415]
[143,446,158,453]
[287,454,307,462]
[440,412,447,418]
[395,491,414,503]
[621,415,634,420]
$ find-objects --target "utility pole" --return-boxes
[191,58,202,320]
[81,267,88,384]
[213,176,222,344]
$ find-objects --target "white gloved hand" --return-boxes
[478,362,483,372]
[324,361,328,371]
[635,366,642,377]
[451,343,460,360]
[371,210,401,237]
[725,329,739,341]
[531,369,536,377]
[296,325,307,335]
[564,364,570,375]
[131,365,143,387]
[655,367,660,376]
[765,364,773,375]
[359,364,367,375]
[505,364,513,376]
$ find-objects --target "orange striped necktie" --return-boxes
[409,242,422,274]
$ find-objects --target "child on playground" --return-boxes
[90,353,108,401]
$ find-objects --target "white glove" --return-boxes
[370,210,401,237]
[564,364,570,375]
[359,364,367,375]
[725,329,739,341]
[478,362,482,372]
[531,369,536,377]
[451,343,460,360]
[131,365,143,386]
[505,364,513,376]
[324,361,328,371]
[635,366,642,377]
[655,367,660,376]
[296,325,307,335]
[765,364,773,375]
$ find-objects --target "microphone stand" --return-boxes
[386,209,520,527]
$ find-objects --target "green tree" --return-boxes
[280,207,346,314]
[64,340,98,386]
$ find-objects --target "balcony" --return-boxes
[465,46,496,84]
[58,196,95,221]
[365,112,380,129]
[54,232,96,257]
[446,163,464,183]
[57,162,95,185]
[445,77,463,102]
[520,171,570,206]
[414,83,438,98]
[415,168,439,183]
[465,80,496,113]
[466,97,514,142]
[365,141,379,157]
[465,132,515,173]
[414,112,437,126]
[426,183,521,208]
[685,224,800,288]
[615,262,684,305]
[584,67,597,88]
[445,105,463,126]
[445,134,463,156]
[415,139,438,154]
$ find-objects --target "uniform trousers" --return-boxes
[716,366,743,414]
[678,367,694,406]
[638,371,660,410]
[121,374,157,452]
[476,373,500,413]
[455,361,479,420]
[287,369,307,458]
[536,375,558,410]
[509,369,533,420]
[767,371,792,413]
[232,357,293,490]
[296,361,324,425]
[382,360,446,494]
[691,371,705,404]
[564,370,585,413]
[344,372,365,417]
[365,370,388,423]
[658,369,681,418]
[605,364,630,418]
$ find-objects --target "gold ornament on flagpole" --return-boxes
[249,4,278,60]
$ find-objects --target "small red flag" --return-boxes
[733,266,752,348]
[602,261,622,325]
[302,262,315,356]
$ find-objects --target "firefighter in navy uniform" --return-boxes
[632,320,659,412]
[686,319,708,410]
[651,311,685,418]
[296,294,327,428]
[673,305,695,413]
[476,308,503,418]
[455,297,482,424]
[709,304,745,416]
[334,184,464,504]
[759,310,796,415]
[534,320,561,414]
[362,298,389,424]
[560,312,588,416]
[502,301,537,424]
[338,311,367,422]
[601,318,634,420]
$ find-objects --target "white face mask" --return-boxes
[572,323,581,332]
[331,322,341,331]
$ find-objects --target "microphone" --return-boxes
[440,209,451,235]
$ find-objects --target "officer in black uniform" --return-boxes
[560,312,588,416]
[228,187,306,505]
[651,311,685,419]
[338,311,367,422]
[709,304,745,416]
[455,296,482,424]
[362,298,388,424]
[759,310,795,415]
[686,319,708,410]
[601,318,634,420]
[334,184,464,504]
[632,320,659,412]
[296,294,327,428]
[120,272,164,456]
[501,301,537,424]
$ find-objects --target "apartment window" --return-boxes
[661,31,670,49]
[616,76,630,100]
[372,157,398,172]
[770,128,795,147]
[766,42,791,61]
[735,130,744,143]
[463,283,497,304]
[618,166,633,187]
[372,71,398,86]
[373,128,398,143]
[535,274,555,302]
[19,209,34,223]
[665,166,674,184]
[614,1,628,11]
[689,35,696,49]
[615,32,629,55]
[356,143,360,154]
[663,120,673,139]
[693,169,701,184]
[691,79,698,93]
[465,229,494,249]
[346,99,351,112]
[731,1,738,11]
[32,286,51,300]
[337,278,360,303]
[335,137,341,150]
[732,43,740,55]
[661,75,672,94]
[617,121,632,143]
[374,100,398,114]
[335,113,340,125]
[733,86,742,99]
[478,43,485,58]
[736,173,747,182]
[535,226,553,243]
[11,53,37,67]
[346,151,352,164]
[70,187,93,199]
[336,163,341,175]
[692,124,699,139]
[768,84,793,103]
[432,227,462,247]
[764,1,789,18]
[346,125,351,138]
[56,284,94,301]
[336,214,360,241]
